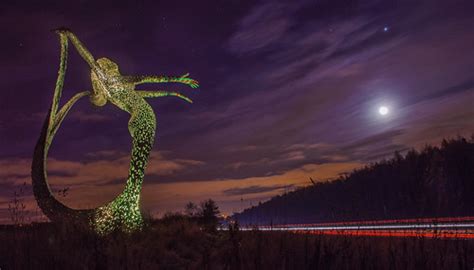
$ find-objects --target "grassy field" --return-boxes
[1,219,473,270]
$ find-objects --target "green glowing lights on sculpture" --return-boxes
[31,29,198,233]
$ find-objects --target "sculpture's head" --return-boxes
[97,57,121,76]
[90,57,121,107]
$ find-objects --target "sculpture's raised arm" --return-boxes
[54,28,102,76]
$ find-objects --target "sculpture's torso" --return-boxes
[88,58,157,232]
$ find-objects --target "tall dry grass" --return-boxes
[0,219,473,269]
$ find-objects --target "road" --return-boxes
[238,216,474,239]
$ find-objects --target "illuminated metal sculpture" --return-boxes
[31,29,198,233]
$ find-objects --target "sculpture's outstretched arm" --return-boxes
[136,90,193,103]
[54,28,102,76]
[125,73,199,88]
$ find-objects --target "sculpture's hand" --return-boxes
[52,27,72,34]
[52,28,100,75]
[179,73,199,88]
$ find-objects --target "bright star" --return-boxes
[383,26,389,32]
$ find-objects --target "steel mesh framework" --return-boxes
[31,29,198,233]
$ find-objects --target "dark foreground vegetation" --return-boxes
[1,219,473,270]
[235,137,474,225]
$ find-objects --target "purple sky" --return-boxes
[0,0,473,222]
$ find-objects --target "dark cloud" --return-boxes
[227,2,294,54]
[411,79,474,104]
[222,184,294,196]
[341,129,405,152]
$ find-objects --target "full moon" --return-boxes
[379,106,389,116]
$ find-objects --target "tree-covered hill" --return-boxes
[234,137,474,225]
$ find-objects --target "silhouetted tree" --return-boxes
[198,199,220,232]
[184,201,198,217]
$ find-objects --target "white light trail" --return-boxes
[245,222,474,231]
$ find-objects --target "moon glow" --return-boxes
[378,106,389,116]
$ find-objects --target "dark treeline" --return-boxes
[234,137,474,225]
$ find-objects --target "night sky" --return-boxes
[0,0,473,222]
